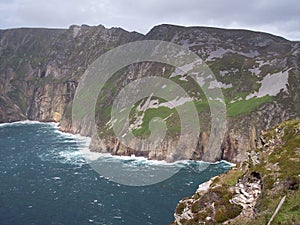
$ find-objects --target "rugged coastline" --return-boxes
[171,119,300,224]
[1,24,299,164]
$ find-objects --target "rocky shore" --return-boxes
[171,119,300,224]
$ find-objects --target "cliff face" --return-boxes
[90,25,299,162]
[0,24,299,163]
[0,25,142,123]
[171,119,300,224]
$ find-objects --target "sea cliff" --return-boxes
[0,24,299,163]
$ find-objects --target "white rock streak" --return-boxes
[207,48,259,61]
[137,95,193,111]
[129,95,193,131]
[208,80,232,89]
[248,60,270,76]
[169,59,203,80]
[246,69,290,100]
[160,96,193,109]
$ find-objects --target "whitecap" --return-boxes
[113,216,122,219]
[1,120,234,173]
[85,152,234,174]
[0,120,45,128]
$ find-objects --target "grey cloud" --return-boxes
[0,0,299,40]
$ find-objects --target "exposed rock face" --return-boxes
[173,179,215,223]
[0,25,142,125]
[0,24,299,163]
[229,172,262,218]
[171,119,300,224]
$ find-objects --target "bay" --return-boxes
[0,122,230,225]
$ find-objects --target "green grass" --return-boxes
[171,120,300,224]
[267,120,300,179]
[220,168,245,186]
[131,106,180,137]
[250,120,300,224]
[274,189,300,224]
[227,96,273,117]
[131,99,210,138]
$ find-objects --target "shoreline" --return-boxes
[0,119,235,167]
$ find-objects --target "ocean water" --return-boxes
[0,122,231,225]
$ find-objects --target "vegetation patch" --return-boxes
[227,96,273,117]
[176,202,186,215]
[173,120,300,225]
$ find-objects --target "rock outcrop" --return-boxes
[171,119,300,224]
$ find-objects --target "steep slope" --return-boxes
[0,25,142,125]
[0,28,64,121]
[171,119,300,224]
[93,24,300,162]
[0,24,299,163]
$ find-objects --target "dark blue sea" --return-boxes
[0,122,231,225]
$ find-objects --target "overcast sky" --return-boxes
[0,0,299,40]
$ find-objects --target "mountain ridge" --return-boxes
[146,24,292,42]
[1,23,298,42]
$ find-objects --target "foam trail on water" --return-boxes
[49,125,91,165]
[0,120,58,128]
[83,151,233,172]
[0,120,234,171]
[0,121,92,166]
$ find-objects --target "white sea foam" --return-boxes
[197,179,213,192]
[219,160,236,167]
[1,120,233,171]
[0,120,58,128]
[84,151,233,169]
[62,145,233,171]
[3,121,93,166]
[80,147,102,161]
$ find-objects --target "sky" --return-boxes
[0,0,299,41]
